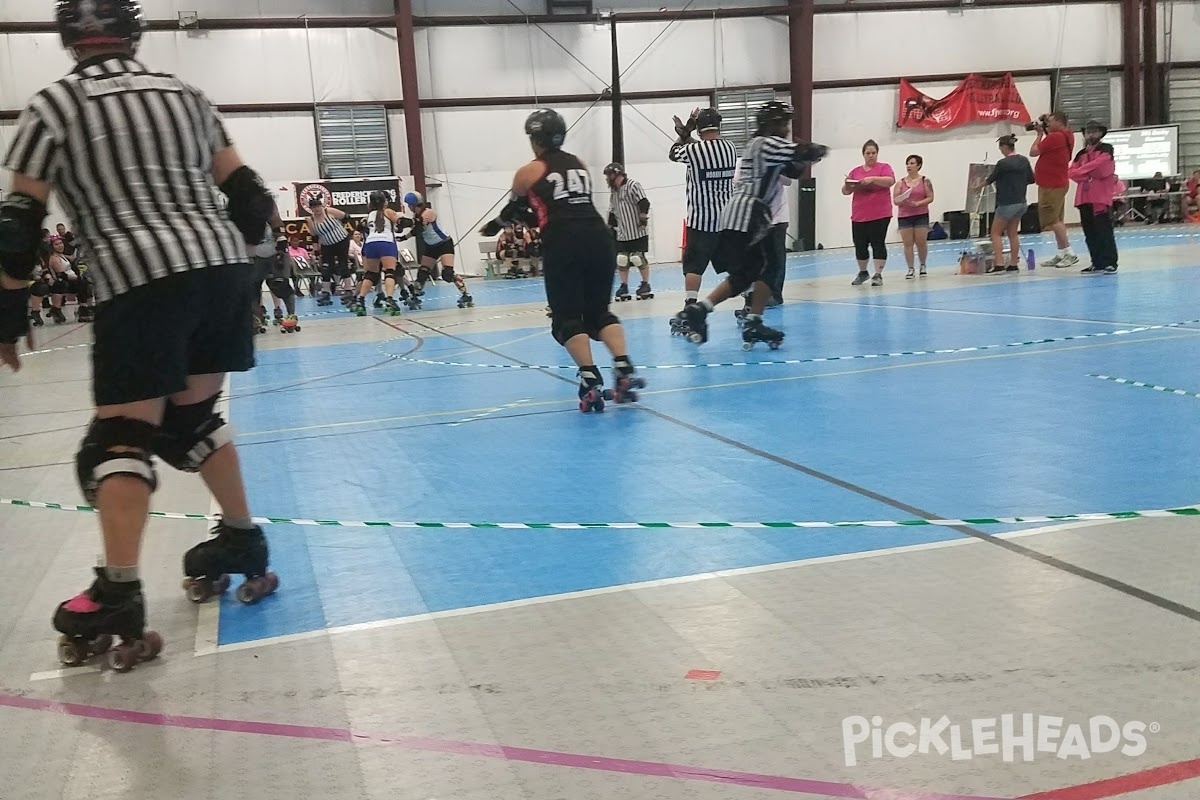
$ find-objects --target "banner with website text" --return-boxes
[897,73,1032,131]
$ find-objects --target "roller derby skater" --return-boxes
[265,236,302,332]
[301,195,352,308]
[253,304,267,334]
[403,192,475,308]
[669,107,737,333]
[614,282,632,302]
[251,222,288,332]
[0,0,278,671]
[346,191,406,316]
[481,109,645,413]
[604,162,654,303]
[678,101,828,348]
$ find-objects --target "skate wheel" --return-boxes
[57,636,87,667]
[90,634,114,656]
[769,342,781,350]
[688,332,703,344]
[138,631,163,662]
[107,645,138,673]
[183,579,211,604]
[602,389,615,401]
[742,342,754,351]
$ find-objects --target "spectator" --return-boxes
[893,154,934,279]
[1068,119,1119,274]
[1030,110,1078,267]
[349,230,364,269]
[843,139,895,286]
[1186,169,1200,220]
[37,228,53,266]
[978,134,1034,273]
[1142,171,1167,224]
[55,222,77,256]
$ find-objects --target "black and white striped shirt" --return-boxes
[609,179,648,243]
[311,214,348,246]
[2,56,246,302]
[669,138,738,232]
[720,136,799,233]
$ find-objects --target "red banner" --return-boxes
[897,73,1032,131]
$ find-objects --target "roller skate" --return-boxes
[606,357,645,404]
[280,315,300,333]
[733,305,751,327]
[348,298,367,317]
[373,292,385,309]
[384,297,403,316]
[402,291,422,311]
[577,367,606,413]
[30,309,44,327]
[741,315,784,350]
[341,293,356,306]
[270,307,283,326]
[614,283,632,302]
[316,291,334,307]
[679,300,710,344]
[48,306,67,325]
[53,568,163,672]
[76,305,95,323]
[636,282,654,300]
[182,522,279,605]
[457,293,475,309]
[670,300,697,336]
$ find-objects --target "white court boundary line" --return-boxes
[205,518,1118,658]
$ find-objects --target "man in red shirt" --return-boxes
[1030,111,1078,267]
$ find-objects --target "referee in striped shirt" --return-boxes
[604,163,653,301]
[676,101,828,348]
[0,0,279,665]
[668,107,737,327]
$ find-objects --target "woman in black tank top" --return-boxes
[482,109,643,413]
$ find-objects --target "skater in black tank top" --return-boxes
[480,109,644,413]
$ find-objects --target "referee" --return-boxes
[667,107,736,333]
[604,163,653,301]
[0,0,278,670]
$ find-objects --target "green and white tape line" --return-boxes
[22,343,91,357]
[1091,374,1200,399]
[381,319,1200,371]
[1,497,1196,530]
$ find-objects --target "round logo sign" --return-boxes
[298,184,333,211]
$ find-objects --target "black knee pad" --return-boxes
[75,280,93,302]
[551,315,589,346]
[416,266,432,284]
[267,278,294,300]
[441,265,456,283]
[30,281,49,298]
[727,270,754,296]
[153,394,234,473]
[383,269,396,282]
[583,311,620,341]
[363,270,380,288]
[76,417,160,504]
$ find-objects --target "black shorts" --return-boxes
[92,264,257,407]
[682,228,721,276]
[252,255,274,285]
[423,238,455,262]
[616,235,649,255]
[320,237,352,277]
[542,221,616,318]
[896,214,929,230]
[712,229,768,286]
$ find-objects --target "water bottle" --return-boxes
[1026,248,1036,271]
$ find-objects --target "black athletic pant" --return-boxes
[764,223,787,300]
[320,237,351,281]
[1079,205,1118,269]
[851,217,890,263]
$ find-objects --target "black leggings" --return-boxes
[319,237,351,279]
[852,217,890,263]
[1079,205,1118,269]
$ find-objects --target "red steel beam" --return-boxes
[789,0,815,143]
[1143,0,1159,123]
[1121,0,1142,125]
[394,0,426,194]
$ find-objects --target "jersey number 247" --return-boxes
[547,169,591,202]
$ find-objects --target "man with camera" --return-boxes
[1028,111,1078,268]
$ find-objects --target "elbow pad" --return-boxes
[480,194,536,237]
[219,166,275,244]
[793,142,829,165]
[0,193,48,281]
[636,198,650,215]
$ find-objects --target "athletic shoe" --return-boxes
[870,273,883,287]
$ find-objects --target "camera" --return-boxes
[1024,114,1050,133]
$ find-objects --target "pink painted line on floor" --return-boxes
[1018,757,1200,800]
[0,691,1004,800]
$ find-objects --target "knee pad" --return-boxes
[441,265,455,284]
[76,417,159,504]
[30,281,49,298]
[616,253,630,268]
[362,270,380,288]
[727,270,754,296]
[383,269,396,282]
[153,394,234,473]
[629,253,646,269]
[416,266,432,284]
[75,281,93,302]
[583,311,620,341]
[550,315,589,346]
[267,278,294,300]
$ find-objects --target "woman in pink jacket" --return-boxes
[1068,119,1119,274]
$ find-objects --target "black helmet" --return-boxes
[308,195,324,208]
[695,108,722,133]
[756,101,793,131]
[1084,118,1108,136]
[57,0,144,51]
[603,162,625,177]
[525,109,567,150]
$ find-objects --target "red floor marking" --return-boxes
[1019,757,1200,799]
[685,669,721,681]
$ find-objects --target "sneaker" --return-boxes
[918,266,927,277]
[905,267,915,279]
[1080,265,1102,274]
[1005,264,1020,272]
[870,273,883,287]
[1056,254,1079,269]
[1043,254,1063,268]
[1103,265,1118,273]
[851,271,870,286]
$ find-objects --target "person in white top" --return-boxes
[348,191,405,315]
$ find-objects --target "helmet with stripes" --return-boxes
[57,0,144,51]
[524,109,567,151]
[695,108,722,133]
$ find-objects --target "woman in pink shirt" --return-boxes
[842,140,896,286]
[1067,119,1119,274]
[892,154,935,279]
